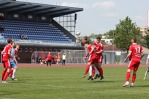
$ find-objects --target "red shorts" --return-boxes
[88,55,98,64]
[96,55,103,63]
[128,60,140,71]
[2,60,10,69]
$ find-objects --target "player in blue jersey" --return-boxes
[144,55,149,80]
[9,43,18,80]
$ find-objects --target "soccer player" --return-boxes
[94,37,104,80]
[84,41,98,80]
[82,36,93,78]
[144,54,149,80]
[9,43,18,80]
[1,38,13,83]
[123,38,144,87]
[47,52,52,66]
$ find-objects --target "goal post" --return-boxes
[31,50,87,64]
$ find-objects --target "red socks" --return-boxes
[92,67,95,77]
[132,74,136,83]
[98,67,103,76]
[9,69,13,77]
[84,64,90,75]
[2,71,9,81]
[126,72,130,82]
[2,69,7,81]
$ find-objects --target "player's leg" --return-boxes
[144,66,149,80]
[49,60,51,66]
[11,66,17,80]
[83,64,90,77]
[131,62,140,87]
[123,69,131,87]
[98,57,104,80]
[123,61,134,87]
[94,65,100,79]
[131,70,136,87]
[88,64,94,80]
[2,61,10,83]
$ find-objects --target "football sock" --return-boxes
[94,67,99,75]
[98,67,103,76]
[9,69,13,77]
[132,74,136,83]
[144,71,148,79]
[2,69,7,81]
[2,71,9,81]
[126,72,130,82]
[12,69,16,79]
[92,67,95,77]
[84,64,90,75]
[89,66,92,76]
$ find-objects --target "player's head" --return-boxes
[96,36,101,43]
[15,43,20,49]
[131,37,137,43]
[7,38,13,44]
[49,52,51,54]
[82,36,88,43]
[84,40,90,47]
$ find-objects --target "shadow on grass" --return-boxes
[135,85,149,87]
[91,80,115,83]
[0,91,19,96]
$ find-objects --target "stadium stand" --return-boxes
[0,19,72,43]
[0,0,83,63]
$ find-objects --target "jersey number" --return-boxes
[135,47,140,54]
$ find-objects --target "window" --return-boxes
[28,15,33,19]
[42,16,46,20]
[14,14,19,18]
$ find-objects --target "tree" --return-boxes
[104,30,115,39]
[114,16,141,51]
[145,35,149,49]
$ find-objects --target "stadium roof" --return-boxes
[0,1,83,17]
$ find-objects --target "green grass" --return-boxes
[0,65,149,99]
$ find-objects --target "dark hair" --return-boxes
[84,40,90,44]
[96,36,101,40]
[132,37,137,43]
[83,36,88,40]
[7,38,13,44]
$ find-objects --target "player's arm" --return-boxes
[85,52,89,58]
[96,50,104,54]
[146,56,149,64]
[14,57,18,64]
[124,51,132,62]
[140,48,144,59]
[89,45,95,55]
[8,49,12,58]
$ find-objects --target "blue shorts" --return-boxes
[10,61,16,68]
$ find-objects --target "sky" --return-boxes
[19,0,149,36]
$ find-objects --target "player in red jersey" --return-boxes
[47,52,52,66]
[82,36,95,78]
[123,38,144,87]
[1,38,13,83]
[84,41,98,80]
[94,37,104,80]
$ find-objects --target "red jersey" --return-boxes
[87,45,96,56]
[15,48,19,56]
[47,54,52,60]
[94,41,104,56]
[2,44,12,61]
[129,43,143,62]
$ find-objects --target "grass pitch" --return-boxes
[0,65,149,99]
